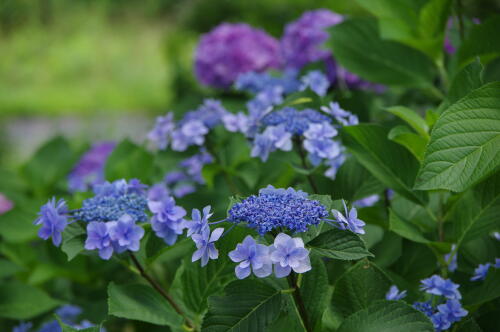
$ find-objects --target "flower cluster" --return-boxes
[228,185,328,235]
[387,275,468,331]
[68,141,116,192]
[148,195,186,245]
[194,23,282,88]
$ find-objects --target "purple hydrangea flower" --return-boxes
[300,70,330,96]
[281,9,343,69]
[171,120,209,152]
[0,193,14,215]
[148,196,186,245]
[229,235,273,279]
[320,102,359,126]
[303,122,340,165]
[179,152,213,184]
[471,263,491,281]
[185,206,212,237]
[420,275,462,300]
[165,171,187,185]
[191,227,224,266]
[270,233,311,278]
[147,113,175,150]
[235,69,301,95]
[354,194,380,208]
[68,141,116,192]
[127,179,148,195]
[147,183,170,202]
[330,200,366,234]
[251,125,293,162]
[85,221,115,260]
[195,23,282,88]
[444,244,457,273]
[247,86,285,113]
[180,99,228,129]
[222,112,250,133]
[436,299,468,324]
[385,285,407,300]
[262,107,331,135]
[228,185,328,235]
[431,312,451,331]
[109,214,144,252]
[173,184,196,198]
[34,198,70,246]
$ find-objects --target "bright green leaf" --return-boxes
[388,125,427,161]
[61,223,86,261]
[307,228,373,260]
[386,106,429,138]
[458,16,500,67]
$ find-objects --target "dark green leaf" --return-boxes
[463,268,500,306]
[0,258,22,279]
[301,255,329,331]
[56,316,102,332]
[458,16,500,67]
[307,228,373,260]
[105,140,154,182]
[202,279,281,332]
[389,209,430,244]
[447,59,484,104]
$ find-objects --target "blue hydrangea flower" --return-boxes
[262,107,331,135]
[470,263,491,281]
[234,70,300,95]
[324,151,346,179]
[191,227,224,266]
[34,198,70,246]
[147,113,175,150]
[270,233,311,278]
[420,275,461,300]
[38,320,61,332]
[75,192,148,223]
[173,184,196,198]
[180,152,213,184]
[185,206,212,237]
[436,299,468,324]
[413,301,434,317]
[444,244,457,273]
[147,183,170,202]
[228,185,328,235]
[320,102,359,126]
[109,214,145,252]
[251,125,293,161]
[84,221,115,260]
[354,194,380,208]
[165,171,187,185]
[385,285,407,300]
[56,305,82,323]
[431,312,451,331]
[222,112,250,133]
[180,99,228,128]
[171,120,209,151]
[12,322,33,332]
[229,235,273,279]
[330,200,366,234]
[300,70,330,96]
[148,196,186,245]
[247,86,285,112]
[127,179,148,195]
[303,122,341,165]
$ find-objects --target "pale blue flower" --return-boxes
[300,70,330,96]
[251,125,292,161]
[171,120,209,151]
[109,214,144,252]
[471,263,491,281]
[147,113,175,150]
[222,112,250,133]
[35,198,69,246]
[185,206,212,237]
[330,200,366,234]
[436,299,467,324]
[191,227,224,266]
[148,196,186,245]
[354,194,380,208]
[385,285,407,300]
[320,102,358,125]
[229,235,273,279]
[420,275,461,299]
[269,233,311,278]
[431,312,451,331]
[84,221,115,260]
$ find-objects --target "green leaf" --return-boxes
[386,106,429,138]
[342,124,424,204]
[61,223,86,261]
[0,281,61,319]
[328,18,436,87]
[448,172,500,247]
[301,255,329,332]
[56,316,102,332]
[105,139,154,182]
[0,258,22,278]
[463,268,500,306]
[0,202,39,243]
[389,209,430,244]
[107,282,182,327]
[458,16,500,67]
[307,228,373,260]
[336,300,434,332]
[415,82,500,192]
[202,279,281,332]
[331,260,392,318]
[388,125,427,161]
[455,318,483,332]
[447,59,484,104]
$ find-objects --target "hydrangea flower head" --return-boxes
[385,285,407,301]
[75,192,148,223]
[420,275,461,299]
[300,70,330,96]
[471,263,491,281]
[262,107,331,135]
[331,200,366,234]
[179,152,213,184]
[34,198,70,246]
[195,23,282,88]
[185,205,212,237]
[413,301,434,317]
[180,99,228,128]
[270,233,311,278]
[192,227,224,266]
[171,120,209,151]
[229,235,273,279]
[56,305,82,323]
[431,312,451,331]
[228,185,328,235]
[147,113,175,150]
[320,102,359,126]
[281,9,343,69]
[251,125,293,161]
[222,112,250,133]
[436,299,468,324]
[109,214,145,252]
[148,196,186,245]
[84,221,115,260]
[68,141,116,192]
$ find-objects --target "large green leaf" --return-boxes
[342,124,424,204]
[447,59,484,105]
[0,281,61,319]
[386,106,429,138]
[107,283,182,327]
[458,16,500,67]
[105,139,154,182]
[307,228,373,260]
[337,300,434,332]
[328,18,436,87]
[415,82,500,192]
[202,280,281,332]
[331,260,392,318]
[300,255,329,331]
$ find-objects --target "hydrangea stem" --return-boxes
[287,273,312,332]
[128,252,195,330]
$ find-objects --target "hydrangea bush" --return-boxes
[2,5,500,332]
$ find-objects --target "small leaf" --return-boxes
[202,279,281,331]
[307,228,373,260]
[386,106,429,138]
[61,223,87,261]
[388,125,427,161]
[337,300,434,332]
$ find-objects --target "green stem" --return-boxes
[287,274,313,332]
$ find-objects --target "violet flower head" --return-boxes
[300,70,330,96]
[228,185,328,235]
[262,107,331,135]
[229,235,273,279]
[270,233,311,278]
[147,113,175,150]
[0,193,14,215]
[281,9,343,69]
[191,227,224,267]
[148,196,186,245]
[34,198,70,246]
[331,200,366,234]
[420,275,462,300]
[471,263,491,281]
[179,152,213,184]
[251,124,293,162]
[185,205,212,237]
[303,122,340,165]
[68,141,116,192]
[195,23,282,88]
[385,285,407,301]
[171,120,209,152]
[436,299,468,324]
[413,301,434,318]
[109,214,145,252]
[84,221,115,260]
[180,99,228,128]
[147,183,170,202]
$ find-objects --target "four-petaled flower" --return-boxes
[229,235,273,279]
[192,227,224,266]
[269,233,311,278]
[331,200,366,234]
